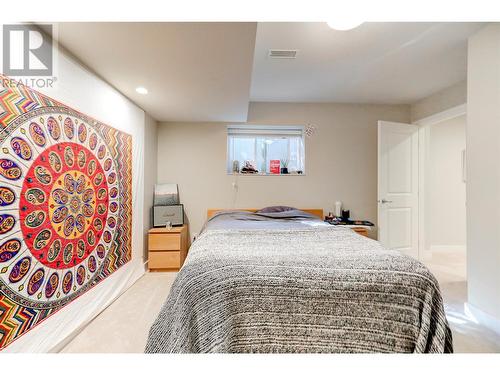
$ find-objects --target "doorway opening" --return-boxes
[377,104,467,269]
[417,106,467,281]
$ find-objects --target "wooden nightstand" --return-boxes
[352,227,369,237]
[324,220,374,238]
[148,225,189,271]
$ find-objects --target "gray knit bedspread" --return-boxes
[145,226,452,353]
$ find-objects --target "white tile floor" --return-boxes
[61,249,500,353]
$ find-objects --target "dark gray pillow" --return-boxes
[256,206,297,213]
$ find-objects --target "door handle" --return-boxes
[379,199,393,204]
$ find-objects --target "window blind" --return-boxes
[227,125,304,137]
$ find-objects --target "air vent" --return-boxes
[268,49,298,59]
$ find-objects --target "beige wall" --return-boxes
[157,102,410,237]
[143,113,158,259]
[467,24,500,319]
[410,80,467,122]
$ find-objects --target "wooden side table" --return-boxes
[351,227,370,237]
[148,225,189,271]
[324,220,374,238]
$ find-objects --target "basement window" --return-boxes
[227,125,305,175]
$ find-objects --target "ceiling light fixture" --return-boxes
[326,21,364,31]
[135,87,148,95]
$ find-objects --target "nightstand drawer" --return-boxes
[353,228,369,237]
[149,251,181,269]
[148,233,181,251]
[148,225,189,271]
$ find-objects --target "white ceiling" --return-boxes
[251,22,484,104]
[55,23,257,122]
[54,22,484,122]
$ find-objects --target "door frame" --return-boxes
[412,103,467,260]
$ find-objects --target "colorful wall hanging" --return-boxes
[0,75,132,350]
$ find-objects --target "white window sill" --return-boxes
[227,172,306,176]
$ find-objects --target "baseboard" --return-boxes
[429,245,466,253]
[464,303,500,336]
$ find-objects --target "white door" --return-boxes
[378,121,419,258]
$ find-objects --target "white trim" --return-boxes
[413,103,467,126]
[417,124,430,260]
[422,245,467,260]
[227,124,304,135]
[414,103,467,261]
[226,124,306,175]
[464,303,500,337]
[429,245,467,253]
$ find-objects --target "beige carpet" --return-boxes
[60,272,177,353]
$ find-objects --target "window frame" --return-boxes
[226,125,306,175]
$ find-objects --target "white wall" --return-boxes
[157,102,410,237]
[467,24,500,320]
[425,115,466,250]
[143,113,158,259]
[3,45,150,351]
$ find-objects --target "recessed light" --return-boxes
[135,87,148,95]
[326,21,364,31]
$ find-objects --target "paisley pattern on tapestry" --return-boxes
[0,76,132,349]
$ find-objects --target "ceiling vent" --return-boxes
[268,49,298,59]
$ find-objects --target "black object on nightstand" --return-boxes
[324,217,375,238]
[325,217,374,226]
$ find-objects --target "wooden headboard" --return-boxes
[207,208,324,219]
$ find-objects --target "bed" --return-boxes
[145,207,452,353]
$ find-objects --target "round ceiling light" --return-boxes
[326,21,364,31]
[135,87,148,95]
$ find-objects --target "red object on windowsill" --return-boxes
[270,160,280,174]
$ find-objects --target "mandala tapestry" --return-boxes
[0,76,132,349]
